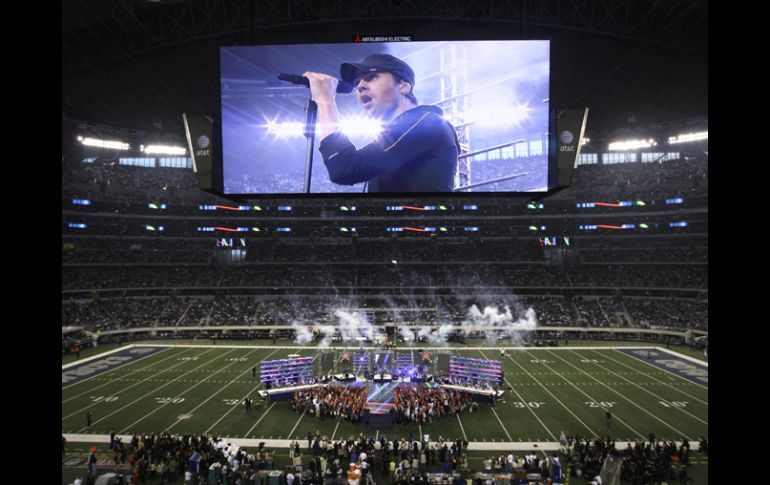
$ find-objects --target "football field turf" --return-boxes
[62,345,707,447]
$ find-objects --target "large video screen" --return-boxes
[220,40,550,195]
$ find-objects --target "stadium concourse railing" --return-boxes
[86,325,707,341]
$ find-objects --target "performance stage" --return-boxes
[257,350,504,428]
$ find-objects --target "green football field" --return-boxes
[62,344,707,445]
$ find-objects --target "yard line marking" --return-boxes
[332,420,341,441]
[75,348,236,433]
[545,350,695,441]
[164,348,265,431]
[479,349,554,441]
[62,347,187,397]
[520,349,645,440]
[117,348,247,433]
[489,407,512,442]
[503,354,597,436]
[245,403,277,437]
[615,349,709,390]
[244,401,278,436]
[63,348,215,421]
[287,410,307,440]
[572,350,707,426]
[240,349,323,438]
[456,414,467,441]
[203,349,281,434]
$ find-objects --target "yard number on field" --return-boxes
[585,401,617,408]
[658,401,688,408]
[513,401,546,408]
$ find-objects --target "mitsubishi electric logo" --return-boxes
[196,135,210,149]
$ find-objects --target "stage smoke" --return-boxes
[463,305,538,344]
[417,324,455,345]
[317,325,337,348]
[400,327,416,343]
[333,309,383,342]
[291,320,315,345]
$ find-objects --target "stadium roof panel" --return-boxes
[62,0,706,135]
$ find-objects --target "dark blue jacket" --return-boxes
[319,105,460,192]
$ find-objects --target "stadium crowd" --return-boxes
[61,292,708,333]
[62,146,708,346]
[392,386,478,425]
[62,264,708,292]
[63,152,707,204]
[292,385,369,423]
[560,434,699,485]
[67,429,708,485]
[71,432,283,485]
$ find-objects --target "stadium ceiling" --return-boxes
[62,0,707,137]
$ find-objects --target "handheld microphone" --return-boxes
[278,73,354,94]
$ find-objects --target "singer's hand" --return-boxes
[303,71,338,105]
[304,71,341,141]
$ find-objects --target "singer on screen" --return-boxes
[304,54,460,193]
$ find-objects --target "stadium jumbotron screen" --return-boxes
[219,40,551,195]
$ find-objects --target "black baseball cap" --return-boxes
[341,54,416,88]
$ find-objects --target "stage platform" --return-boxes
[439,383,503,403]
[363,410,395,430]
[333,373,359,382]
[373,374,434,383]
[257,383,322,401]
